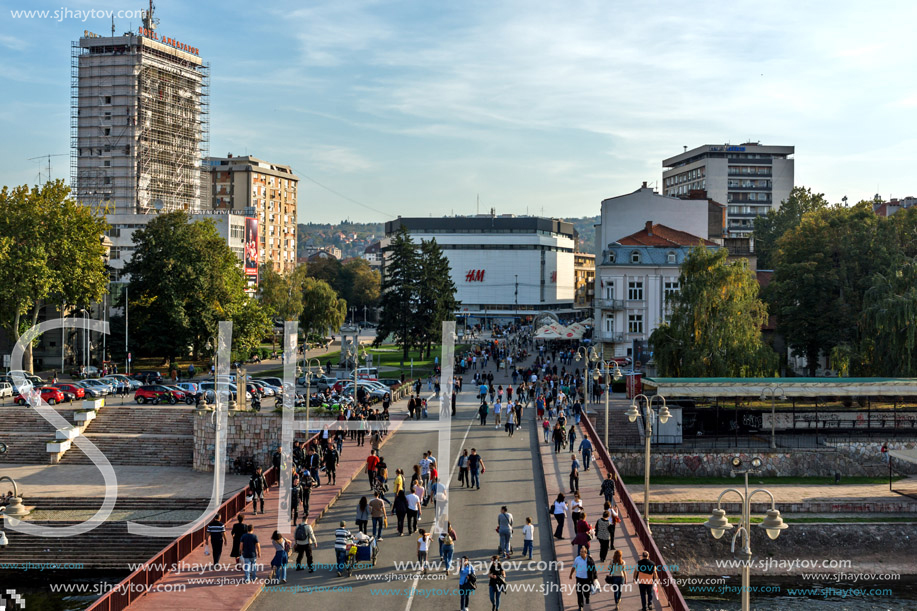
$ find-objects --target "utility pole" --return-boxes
[514,275,518,321]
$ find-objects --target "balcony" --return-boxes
[596,298,625,310]
[597,331,626,343]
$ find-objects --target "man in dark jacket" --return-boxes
[323,445,339,485]
[249,468,267,515]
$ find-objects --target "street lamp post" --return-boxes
[703,457,788,611]
[761,386,786,450]
[592,360,624,450]
[303,358,324,436]
[575,345,600,404]
[625,393,671,534]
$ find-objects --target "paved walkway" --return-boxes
[539,426,666,611]
[126,418,405,611]
[4,464,250,498]
[629,482,907,504]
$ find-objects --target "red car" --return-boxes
[134,385,189,405]
[15,386,65,406]
[53,383,86,400]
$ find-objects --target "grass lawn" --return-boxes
[649,515,917,524]
[621,475,902,486]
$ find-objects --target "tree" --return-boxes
[339,258,381,311]
[0,181,109,372]
[305,257,343,293]
[769,203,891,376]
[753,187,829,270]
[228,296,271,363]
[259,263,309,322]
[861,258,917,376]
[650,245,777,377]
[375,226,420,363]
[416,238,459,358]
[124,211,263,365]
[299,277,346,340]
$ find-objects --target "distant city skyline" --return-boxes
[2,0,916,223]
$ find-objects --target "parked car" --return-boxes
[248,380,275,396]
[0,382,12,398]
[15,386,64,405]
[70,365,100,378]
[81,379,113,395]
[71,381,105,398]
[297,374,341,392]
[256,377,285,389]
[342,381,388,400]
[376,378,403,390]
[134,385,190,405]
[197,382,252,402]
[131,371,163,384]
[53,383,85,400]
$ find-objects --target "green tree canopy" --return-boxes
[416,238,459,358]
[124,211,267,364]
[339,258,381,310]
[0,180,109,371]
[259,263,309,322]
[753,187,829,270]
[299,277,346,339]
[650,245,777,377]
[375,226,420,362]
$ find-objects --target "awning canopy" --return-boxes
[642,377,917,398]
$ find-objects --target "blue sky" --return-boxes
[2,0,916,223]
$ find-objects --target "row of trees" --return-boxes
[0,181,109,371]
[652,186,917,378]
[376,227,459,362]
[258,264,347,341]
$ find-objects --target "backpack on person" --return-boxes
[295,523,308,544]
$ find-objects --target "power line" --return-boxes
[292,168,392,219]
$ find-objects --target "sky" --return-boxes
[2,0,916,223]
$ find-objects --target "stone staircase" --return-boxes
[0,520,179,569]
[57,407,196,467]
[58,434,194,467]
[84,406,194,435]
[588,399,643,450]
[0,407,81,464]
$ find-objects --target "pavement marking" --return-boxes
[404,412,475,611]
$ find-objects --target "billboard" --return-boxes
[244,217,259,278]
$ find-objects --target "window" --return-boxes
[103,128,110,136]
[608,251,616,263]
[103,176,111,185]
[604,316,614,333]
[631,251,641,264]
[627,280,643,301]
[628,314,643,334]
[666,251,677,264]
[664,280,680,303]
[604,281,615,300]
[104,96,111,104]
[109,247,120,260]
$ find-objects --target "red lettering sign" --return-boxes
[465,270,485,282]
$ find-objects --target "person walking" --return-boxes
[595,510,612,562]
[579,436,593,470]
[334,521,353,577]
[571,510,593,555]
[568,424,577,449]
[394,468,405,496]
[571,492,584,524]
[634,550,659,611]
[552,423,565,454]
[568,546,596,611]
[478,400,489,426]
[369,490,387,540]
[458,556,476,611]
[406,488,421,534]
[600,472,616,507]
[417,528,432,574]
[439,521,457,571]
[468,448,485,490]
[393,489,409,536]
[543,417,551,442]
[206,515,226,568]
[240,523,260,584]
[488,555,507,611]
[551,493,568,539]
[506,407,516,437]
[522,517,534,560]
[355,497,370,534]
[569,454,580,493]
[494,400,502,429]
[324,444,339,485]
[249,467,267,515]
[457,449,469,488]
[497,506,514,559]
[229,513,246,570]
[366,450,380,490]
[290,474,303,524]
[269,531,290,584]
[607,549,627,609]
[293,520,317,572]
[609,504,620,543]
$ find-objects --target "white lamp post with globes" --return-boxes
[625,393,671,534]
[703,456,788,611]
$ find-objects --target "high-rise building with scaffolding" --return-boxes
[71,7,209,214]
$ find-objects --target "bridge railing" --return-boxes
[581,415,690,611]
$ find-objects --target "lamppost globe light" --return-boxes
[626,403,640,423]
[732,456,743,468]
[759,509,788,540]
[704,508,732,540]
[0,530,7,547]
[657,405,671,424]
[751,457,763,469]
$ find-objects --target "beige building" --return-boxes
[574,252,595,311]
[204,154,299,273]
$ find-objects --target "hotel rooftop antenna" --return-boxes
[142,0,158,31]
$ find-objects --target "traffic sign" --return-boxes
[127,353,132,361]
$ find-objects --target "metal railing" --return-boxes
[596,298,625,311]
[580,415,689,611]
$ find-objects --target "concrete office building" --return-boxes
[662,143,794,237]
[574,252,595,311]
[384,215,577,325]
[204,155,299,273]
[71,8,208,214]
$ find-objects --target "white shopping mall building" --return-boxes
[383,215,578,326]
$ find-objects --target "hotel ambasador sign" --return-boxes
[138,26,199,55]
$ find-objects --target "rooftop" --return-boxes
[616,221,717,248]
